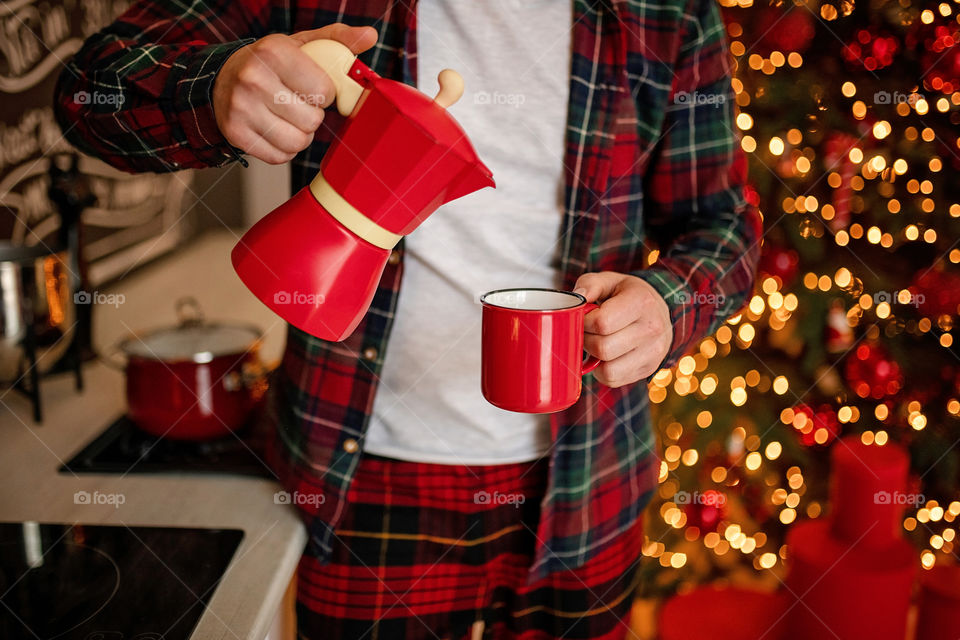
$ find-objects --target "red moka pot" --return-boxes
[231,40,495,341]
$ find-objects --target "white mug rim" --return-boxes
[480,288,587,312]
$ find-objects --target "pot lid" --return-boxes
[119,298,260,363]
[121,322,261,363]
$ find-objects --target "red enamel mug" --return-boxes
[481,288,601,413]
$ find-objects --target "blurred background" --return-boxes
[635,1,960,639]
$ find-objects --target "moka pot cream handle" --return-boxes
[299,40,365,117]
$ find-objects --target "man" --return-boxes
[56,0,759,638]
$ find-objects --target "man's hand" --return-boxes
[213,24,377,164]
[575,272,673,388]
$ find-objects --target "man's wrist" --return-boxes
[632,265,692,369]
[174,40,256,167]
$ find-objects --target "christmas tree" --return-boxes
[639,0,960,597]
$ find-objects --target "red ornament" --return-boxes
[790,403,840,447]
[910,267,960,316]
[842,28,900,71]
[844,342,903,400]
[826,300,854,354]
[751,7,816,55]
[682,489,727,531]
[759,243,800,287]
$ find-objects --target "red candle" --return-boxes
[829,436,910,550]
[658,586,787,640]
[915,565,960,640]
[783,520,916,640]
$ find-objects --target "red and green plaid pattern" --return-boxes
[292,451,644,640]
[56,0,760,582]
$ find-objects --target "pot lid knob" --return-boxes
[175,296,205,327]
[433,69,464,109]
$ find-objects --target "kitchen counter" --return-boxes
[0,230,306,640]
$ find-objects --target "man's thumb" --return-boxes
[574,271,624,304]
[290,24,378,54]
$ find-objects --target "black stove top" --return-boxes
[61,416,271,477]
[0,522,243,640]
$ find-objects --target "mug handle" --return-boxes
[581,302,602,375]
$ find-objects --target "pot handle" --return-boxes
[175,296,205,327]
[299,40,365,117]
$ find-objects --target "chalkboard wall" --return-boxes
[0,0,195,285]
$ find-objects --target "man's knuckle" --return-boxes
[231,127,257,151]
[598,363,616,384]
[261,147,290,165]
[596,339,614,362]
[275,137,301,154]
[594,315,613,335]
[296,129,314,148]
[307,108,324,130]
[228,91,252,116]
[258,34,287,51]
[236,64,264,88]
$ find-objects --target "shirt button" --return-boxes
[362,346,378,361]
[387,250,401,266]
[342,438,359,454]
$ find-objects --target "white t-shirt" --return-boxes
[364,0,573,465]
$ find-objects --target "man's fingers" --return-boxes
[574,271,623,304]
[593,346,663,388]
[237,133,295,165]
[290,24,379,53]
[584,320,647,362]
[240,62,326,132]
[576,271,638,335]
[263,42,338,109]
[593,349,641,388]
[265,89,325,133]
[249,105,315,155]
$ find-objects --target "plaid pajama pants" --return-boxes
[294,452,643,640]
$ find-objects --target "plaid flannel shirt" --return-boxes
[56,0,760,581]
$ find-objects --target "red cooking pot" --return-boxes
[107,298,268,440]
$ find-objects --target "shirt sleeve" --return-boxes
[634,0,762,368]
[53,0,273,173]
